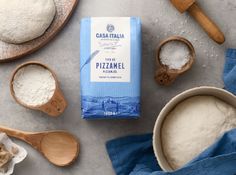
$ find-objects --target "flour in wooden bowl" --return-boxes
[12,65,56,107]
[160,41,190,70]
[161,96,236,170]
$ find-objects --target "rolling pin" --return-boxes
[170,0,225,44]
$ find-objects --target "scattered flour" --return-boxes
[13,65,56,106]
[160,41,190,70]
[161,96,236,170]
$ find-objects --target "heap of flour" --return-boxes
[160,41,190,70]
[161,96,236,170]
[13,65,56,106]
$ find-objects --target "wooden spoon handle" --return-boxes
[188,3,225,44]
[155,68,179,86]
[0,126,28,140]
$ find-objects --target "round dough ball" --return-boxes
[161,96,236,170]
[0,0,56,44]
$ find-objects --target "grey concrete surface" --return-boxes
[0,0,235,174]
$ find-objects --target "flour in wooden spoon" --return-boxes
[160,41,190,70]
[13,65,56,106]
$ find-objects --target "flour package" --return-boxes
[80,17,142,119]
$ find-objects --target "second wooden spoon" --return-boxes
[0,126,79,166]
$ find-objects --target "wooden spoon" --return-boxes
[155,36,195,86]
[0,126,79,166]
[10,61,68,117]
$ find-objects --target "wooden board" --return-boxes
[0,0,78,63]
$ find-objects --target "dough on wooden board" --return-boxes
[0,0,56,44]
[161,96,236,169]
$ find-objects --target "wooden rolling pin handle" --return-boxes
[188,3,225,44]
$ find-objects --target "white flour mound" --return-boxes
[161,96,236,170]
[0,0,56,44]
[160,41,190,70]
[13,65,56,106]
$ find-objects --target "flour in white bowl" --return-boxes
[12,65,56,106]
[161,96,236,170]
[160,41,190,70]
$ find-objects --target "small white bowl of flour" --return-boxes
[10,62,67,117]
[153,86,236,171]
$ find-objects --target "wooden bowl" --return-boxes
[155,36,195,86]
[10,61,67,117]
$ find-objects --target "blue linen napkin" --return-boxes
[106,129,236,175]
[223,49,236,94]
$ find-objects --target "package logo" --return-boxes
[107,24,115,33]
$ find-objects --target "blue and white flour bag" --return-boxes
[80,17,142,119]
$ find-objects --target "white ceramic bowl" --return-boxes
[0,133,27,175]
[152,86,236,172]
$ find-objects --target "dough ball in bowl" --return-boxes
[161,96,236,170]
[0,0,56,44]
